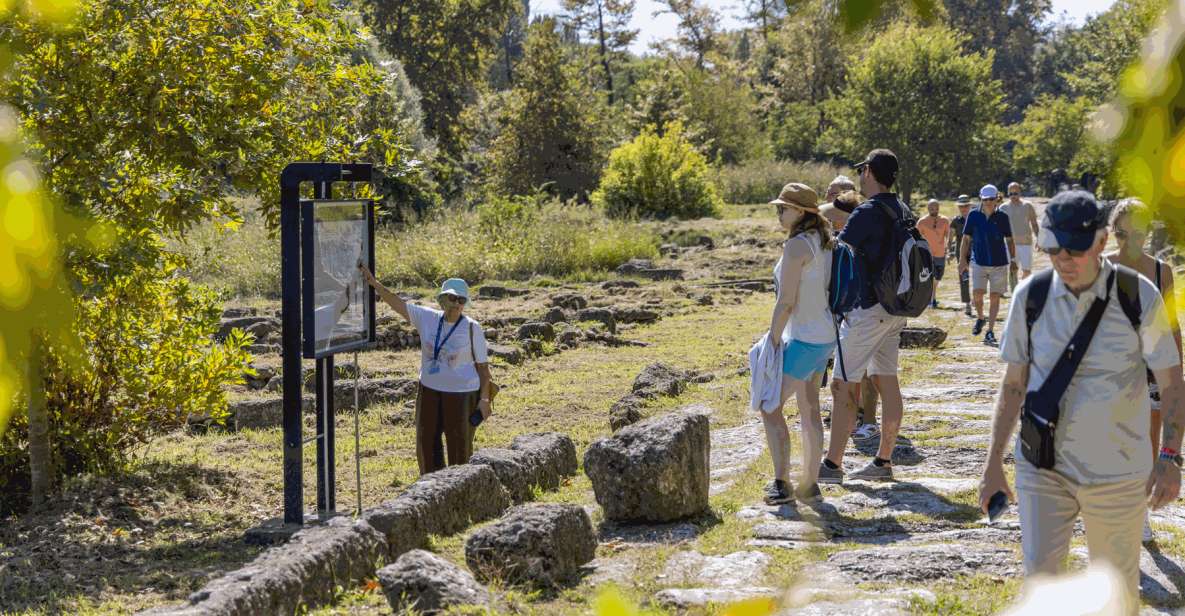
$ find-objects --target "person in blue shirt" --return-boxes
[819,149,910,484]
[958,184,1015,346]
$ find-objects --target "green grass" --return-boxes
[170,197,661,300]
[907,574,1022,615]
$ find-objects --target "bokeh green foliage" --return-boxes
[1114,0,1185,241]
[0,0,85,438]
[376,194,659,286]
[594,122,724,220]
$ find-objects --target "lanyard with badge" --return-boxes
[429,315,463,375]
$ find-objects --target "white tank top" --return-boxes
[773,231,834,345]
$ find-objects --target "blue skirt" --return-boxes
[782,339,837,380]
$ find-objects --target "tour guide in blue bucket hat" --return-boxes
[437,278,471,303]
[1037,190,1106,253]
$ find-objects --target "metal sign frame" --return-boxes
[279,162,374,526]
[300,198,377,360]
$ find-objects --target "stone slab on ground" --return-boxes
[654,587,778,608]
[465,504,596,589]
[598,520,702,546]
[709,420,765,495]
[778,598,909,616]
[661,551,770,588]
[1071,546,1185,605]
[377,550,490,614]
[141,517,386,616]
[822,543,1021,584]
[585,407,710,522]
[363,464,510,559]
[582,556,638,586]
[829,483,973,520]
[902,385,996,402]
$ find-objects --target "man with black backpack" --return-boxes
[820,149,934,483]
[978,191,1183,607]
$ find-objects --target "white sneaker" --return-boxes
[1144,514,1155,543]
[852,423,881,443]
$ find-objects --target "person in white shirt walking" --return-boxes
[760,182,835,504]
[979,191,1183,610]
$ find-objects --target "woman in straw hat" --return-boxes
[761,182,835,504]
[360,267,493,475]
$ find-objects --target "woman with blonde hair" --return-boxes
[760,182,835,504]
[1106,198,1182,542]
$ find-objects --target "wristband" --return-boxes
[480,397,491,402]
[1162,447,1179,457]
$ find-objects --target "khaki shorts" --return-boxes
[833,304,907,382]
[971,264,1008,294]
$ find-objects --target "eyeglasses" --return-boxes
[443,295,467,305]
[1042,246,1088,258]
[1113,230,1144,241]
[1008,193,1021,197]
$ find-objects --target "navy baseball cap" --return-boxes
[1038,191,1105,252]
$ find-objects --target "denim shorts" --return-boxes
[782,339,837,380]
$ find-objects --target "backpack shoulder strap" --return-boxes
[1026,269,1055,359]
[1115,264,1142,331]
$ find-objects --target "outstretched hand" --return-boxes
[357,261,379,289]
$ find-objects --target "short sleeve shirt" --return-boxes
[963,208,1012,267]
[405,303,489,393]
[918,215,951,258]
[838,193,908,309]
[999,260,1181,484]
[999,200,1036,244]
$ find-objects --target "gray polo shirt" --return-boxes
[1000,259,1180,484]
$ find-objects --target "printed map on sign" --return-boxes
[309,200,371,355]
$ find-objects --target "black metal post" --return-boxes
[280,173,304,525]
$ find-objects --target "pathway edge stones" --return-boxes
[142,433,579,615]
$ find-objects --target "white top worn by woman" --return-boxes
[773,230,834,345]
[406,303,490,392]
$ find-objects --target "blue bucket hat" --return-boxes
[1038,191,1104,252]
[437,278,471,301]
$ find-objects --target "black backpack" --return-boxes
[871,199,934,318]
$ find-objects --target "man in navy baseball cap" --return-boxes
[1038,190,1106,253]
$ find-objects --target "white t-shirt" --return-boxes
[406,303,489,393]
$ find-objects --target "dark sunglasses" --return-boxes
[1042,246,1088,258]
[1008,193,1021,197]
[443,295,467,305]
[1113,230,1144,241]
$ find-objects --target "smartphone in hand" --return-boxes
[987,490,1009,525]
[469,408,485,428]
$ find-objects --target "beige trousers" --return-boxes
[1015,461,1145,610]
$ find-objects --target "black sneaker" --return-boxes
[984,330,998,347]
[972,318,985,336]
[764,479,793,505]
[964,305,973,317]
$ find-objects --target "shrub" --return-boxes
[0,259,252,509]
[593,123,724,220]
[377,196,659,286]
[171,199,280,299]
[712,160,845,205]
